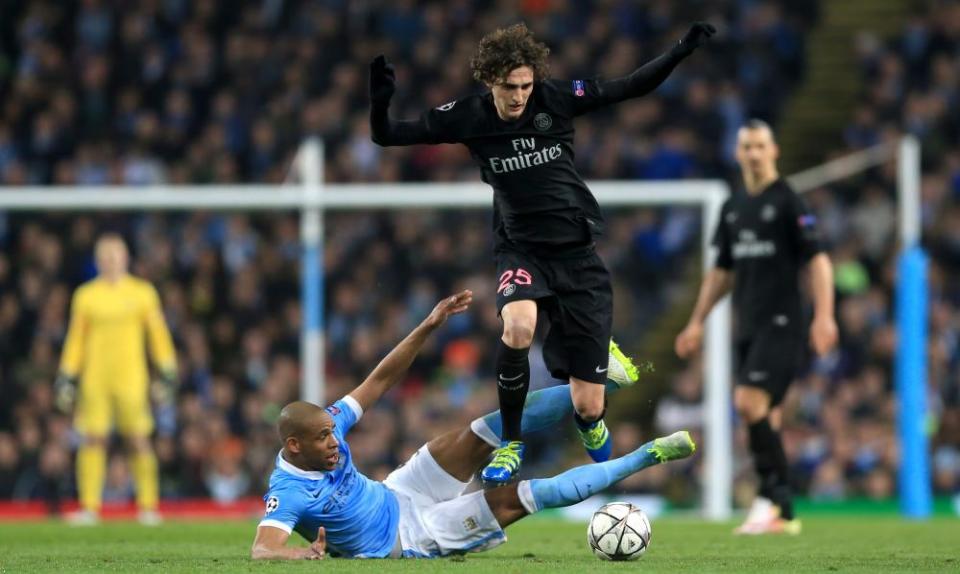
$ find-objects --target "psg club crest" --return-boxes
[534,113,552,131]
[761,204,777,221]
[572,79,585,97]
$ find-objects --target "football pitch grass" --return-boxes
[1,516,958,573]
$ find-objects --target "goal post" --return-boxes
[788,136,930,519]
[0,152,734,521]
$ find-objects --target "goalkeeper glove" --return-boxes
[152,368,178,407]
[54,373,77,413]
[674,22,717,57]
[369,55,397,108]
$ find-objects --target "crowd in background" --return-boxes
[782,1,960,501]
[0,0,814,187]
[653,0,960,504]
[1,0,957,511]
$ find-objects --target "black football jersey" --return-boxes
[418,79,617,256]
[713,178,823,338]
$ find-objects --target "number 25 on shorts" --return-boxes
[498,268,533,296]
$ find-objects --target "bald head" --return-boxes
[94,233,129,281]
[277,401,339,471]
[278,401,331,442]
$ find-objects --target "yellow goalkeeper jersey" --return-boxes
[60,275,176,384]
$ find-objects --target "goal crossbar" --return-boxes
[0,182,725,209]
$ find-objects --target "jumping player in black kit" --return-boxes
[675,120,838,534]
[370,22,716,484]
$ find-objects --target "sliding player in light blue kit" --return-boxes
[251,291,695,559]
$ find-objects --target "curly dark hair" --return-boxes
[471,23,550,85]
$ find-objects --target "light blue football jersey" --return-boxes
[258,396,400,558]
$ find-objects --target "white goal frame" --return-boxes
[0,139,734,520]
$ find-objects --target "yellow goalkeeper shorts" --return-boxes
[75,376,153,437]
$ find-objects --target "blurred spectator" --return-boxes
[0,433,21,499]
[654,366,703,434]
[205,437,250,504]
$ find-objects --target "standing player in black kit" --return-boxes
[370,22,715,484]
[675,120,838,534]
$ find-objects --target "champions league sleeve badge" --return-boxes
[266,496,279,514]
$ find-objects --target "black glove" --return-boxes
[674,22,717,57]
[369,55,397,108]
[152,367,178,407]
[54,373,77,413]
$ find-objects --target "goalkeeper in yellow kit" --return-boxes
[55,234,177,525]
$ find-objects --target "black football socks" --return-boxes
[496,340,531,441]
[748,417,795,520]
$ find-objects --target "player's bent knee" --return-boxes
[501,301,537,348]
[734,388,770,423]
[573,394,604,421]
[734,401,765,423]
[501,320,535,348]
[570,383,605,422]
[573,400,604,422]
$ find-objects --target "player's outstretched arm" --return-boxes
[251,525,326,560]
[806,253,838,356]
[144,285,177,376]
[349,290,473,412]
[577,22,716,112]
[675,267,733,359]
[144,284,179,404]
[55,289,89,413]
[369,55,434,146]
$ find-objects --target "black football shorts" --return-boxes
[735,321,804,406]
[495,250,612,384]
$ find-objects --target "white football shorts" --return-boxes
[384,444,507,558]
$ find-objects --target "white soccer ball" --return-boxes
[586,502,652,561]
